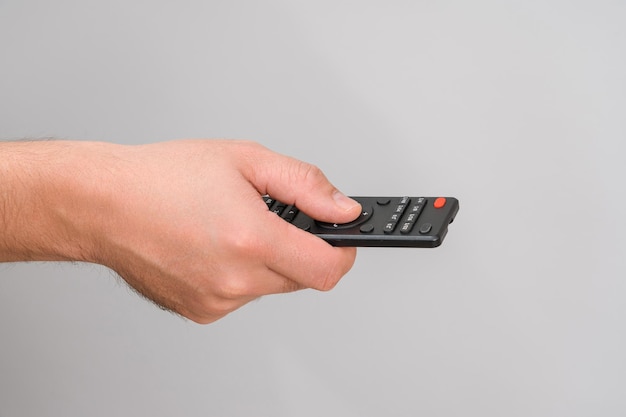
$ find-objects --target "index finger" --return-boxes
[260,211,357,291]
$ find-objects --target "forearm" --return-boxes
[0,140,110,263]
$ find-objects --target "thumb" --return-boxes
[244,147,361,223]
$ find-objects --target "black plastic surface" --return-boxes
[267,196,459,248]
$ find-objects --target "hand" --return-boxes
[0,139,362,323]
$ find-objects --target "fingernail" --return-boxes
[333,191,360,211]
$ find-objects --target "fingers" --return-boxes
[241,144,362,224]
[258,212,358,291]
[185,201,357,324]
[188,268,306,324]
[233,143,359,289]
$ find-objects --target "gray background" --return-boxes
[1,1,625,416]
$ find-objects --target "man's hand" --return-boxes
[0,140,361,323]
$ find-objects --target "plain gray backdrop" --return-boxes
[1,1,625,416]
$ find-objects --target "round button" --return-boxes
[360,224,375,233]
[434,197,446,209]
[419,223,432,234]
[376,198,391,206]
[316,206,373,230]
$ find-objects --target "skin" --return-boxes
[0,139,362,323]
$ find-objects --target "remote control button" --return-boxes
[405,213,418,223]
[400,221,417,234]
[264,196,275,208]
[316,205,373,230]
[419,223,432,234]
[272,204,287,216]
[390,213,401,222]
[360,224,375,233]
[282,206,298,222]
[383,222,397,234]
[376,198,391,205]
[409,204,423,214]
[399,196,410,205]
[434,197,446,209]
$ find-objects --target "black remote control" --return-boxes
[264,196,459,247]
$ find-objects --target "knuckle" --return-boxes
[187,271,258,323]
[235,139,264,154]
[234,140,267,161]
[314,249,356,291]
[317,276,340,292]
[222,229,263,257]
[281,279,303,294]
[315,264,343,292]
[190,315,219,325]
[214,277,253,301]
[192,292,240,323]
[298,162,326,187]
[208,297,239,316]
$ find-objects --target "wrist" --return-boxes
[0,140,119,263]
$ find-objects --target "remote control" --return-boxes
[264,196,459,248]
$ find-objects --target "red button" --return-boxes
[434,197,446,209]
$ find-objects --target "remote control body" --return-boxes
[265,196,459,248]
